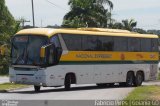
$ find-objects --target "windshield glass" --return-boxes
[11,35,48,65]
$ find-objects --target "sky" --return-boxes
[5,0,160,30]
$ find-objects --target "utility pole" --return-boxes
[31,0,35,27]
[17,19,30,28]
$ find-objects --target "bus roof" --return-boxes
[15,28,158,38]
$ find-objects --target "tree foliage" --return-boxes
[0,0,19,74]
[133,28,147,34]
[111,19,137,31]
[122,19,137,31]
[0,0,16,35]
[62,0,113,28]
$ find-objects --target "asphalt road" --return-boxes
[1,76,160,106]
[0,84,134,106]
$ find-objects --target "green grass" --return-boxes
[0,83,28,91]
[0,74,9,77]
[125,86,160,100]
[122,85,160,106]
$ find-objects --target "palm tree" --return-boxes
[122,19,137,31]
[62,0,113,28]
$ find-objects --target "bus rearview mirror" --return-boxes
[40,47,46,58]
[40,43,55,58]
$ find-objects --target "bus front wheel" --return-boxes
[65,75,71,91]
[34,85,41,92]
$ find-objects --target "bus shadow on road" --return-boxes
[5,84,134,94]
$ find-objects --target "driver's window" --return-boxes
[50,35,62,64]
[48,44,55,65]
[50,35,61,48]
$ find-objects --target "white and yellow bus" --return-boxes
[9,28,159,91]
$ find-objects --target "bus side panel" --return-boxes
[149,64,158,80]
[44,65,95,86]
[43,64,153,87]
[93,64,151,84]
[93,64,126,83]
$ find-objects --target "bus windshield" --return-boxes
[11,35,48,66]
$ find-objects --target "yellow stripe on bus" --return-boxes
[60,51,159,61]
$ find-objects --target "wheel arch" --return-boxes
[127,70,135,76]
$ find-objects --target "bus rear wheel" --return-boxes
[126,72,134,87]
[65,75,72,91]
[34,85,41,92]
[134,72,143,86]
[119,82,126,87]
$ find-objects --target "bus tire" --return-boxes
[119,82,126,87]
[126,72,134,87]
[108,83,114,87]
[96,83,106,87]
[34,85,41,92]
[65,75,71,91]
[134,72,143,86]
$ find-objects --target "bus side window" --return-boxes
[62,34,82,51]
[151,39,158,52]
[97,36,114,51]
[141,38,151,52]
[114,37,128,51]
[128,38,140,52]
[82,35,97,51]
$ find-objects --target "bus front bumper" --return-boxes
[10,74,47,86]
